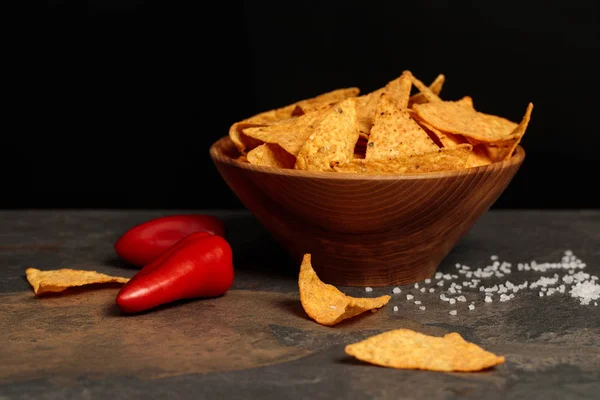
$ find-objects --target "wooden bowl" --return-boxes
[210,137,525,287]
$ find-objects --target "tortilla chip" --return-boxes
[413,100,519,142]
[298,254,390,326]
[384,70,412,109]
[366,94,438,160]
[412,113,466,148]
[345,329,505,372]
[294,87,360,115]
[26,268,129,296]
[356,71,412,136]
[411,75,442,103]
[246,143,296,168]
[229,104,298,153]
[465,145,493,168]
[236,154,248,163]
[503,102,533,160]
[409,74,445,106]
[295,98,360,171]
[243,106,332,157]
[334,144,472,174]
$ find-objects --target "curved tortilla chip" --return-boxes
[298,254,390,326]
[345,329,505,372]
[294,87,360,115]
[413,100,519,142]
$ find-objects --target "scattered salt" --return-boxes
[425,279,431,284]
[414,301,422,305]
[429,288,435,293]
[457,295,467,302]
[414,283,419,289]
[468,304,475,311]
[420,288,426,293]
[449,310,457,316]
[419,306,426,310]
[392,287,401,294]
[484,296,492,303]
[449,298,456,305]
[365,287,373,292]
[393,306,399,312]
[406,294,414,300]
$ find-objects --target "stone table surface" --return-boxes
[0,210,599,399]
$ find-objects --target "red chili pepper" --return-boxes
[114,214,226,267]
[116,232,234,314]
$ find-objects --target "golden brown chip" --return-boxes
[236,154,248,163]
[229,104,298,153]
[412,113,466,148]
[298,254,390,326]
[413,100,519,142]
[384,70,412,109]
[356,71,412,136]
[243,106,331,157]
[366,94,438,160]
[345,329,505,372]
[26,268,129,296]
[502,102,533,160]
[465,145,493,168]
[409,74,445,106]
[246,143,296,168]
[411,74,442,103]
[356,88,385,136]
[334,144,472,174]
[294,87,360,115]
[295,98,360,171]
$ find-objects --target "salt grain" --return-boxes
[419,306,426,310]
[420,288,426,293]
[429,288,435,293]
[425,279,431,284]
[393,306,399,312]
[468,304,475,311]
[406,294,414,300]
[449,310,457,316]
[392,287,401,294]
[484,296,492,303]
[365,287,373,292]
[414,283,419,289]
[449,298,456,305]
[457,295,467,302]
[414,301,422,305]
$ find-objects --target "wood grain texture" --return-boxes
[210,137,525,287]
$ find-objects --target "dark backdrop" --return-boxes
[11,0,599,209]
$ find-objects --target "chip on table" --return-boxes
[345,329,505,372]
[26,267,130,296]
[298,254,390,326]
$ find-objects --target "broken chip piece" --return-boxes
[298,254,390,326]
[345,329,505,372]
[26,267,130,296]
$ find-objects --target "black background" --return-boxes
[12,0,599,209]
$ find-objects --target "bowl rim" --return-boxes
[209,136,525,181]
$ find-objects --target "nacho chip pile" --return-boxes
[345,329,505,372]
[298,254,390,326]
[26,267,130,296]
[229,71,533,174]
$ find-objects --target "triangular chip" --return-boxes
[411,74,442,103]
[246,143,296,168]
[413,100,519,142]
[409,74,445,106]
[26,268,129,296]
[298,254,390,326]
[243,106,332,157]
[356,71,412,137]
[229,104,298,153]
[345,329,505,372]
[465,145,492,168]
[293,87,360,115]
[366,94,438,160]
[384,70,412,109]
[295,98,360,171]
[333,144,472,174]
